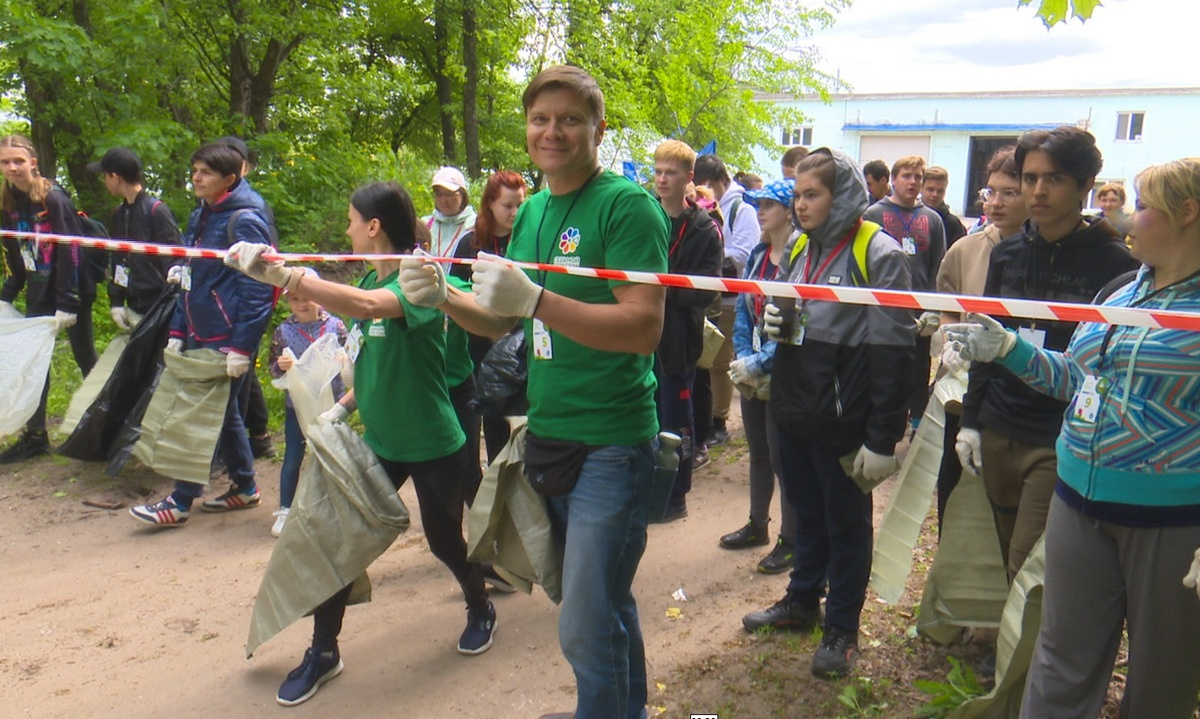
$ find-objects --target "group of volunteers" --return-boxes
[2,61,1200,718]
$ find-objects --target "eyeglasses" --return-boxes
[978,188,1021,204]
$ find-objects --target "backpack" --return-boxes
[788,220,880,287]
[76,210,110,288]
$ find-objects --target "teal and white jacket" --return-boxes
[997,265,1200,526]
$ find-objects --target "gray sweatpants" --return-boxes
[1021,494,1200,719]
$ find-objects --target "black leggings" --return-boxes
[311,444,487,652]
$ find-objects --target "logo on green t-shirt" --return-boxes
[559,226,581,254]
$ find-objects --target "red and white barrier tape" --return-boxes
[6,229,1200,331]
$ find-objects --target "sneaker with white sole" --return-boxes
[271,507,290,538]
[129,496,190,527]
[457,602,496,655]
[200,485,261,512]
[276,648,343,706]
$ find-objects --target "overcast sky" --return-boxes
[804,0,1197,94]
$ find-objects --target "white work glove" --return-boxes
[955,427,984,475]
[916,311,941,337]
[166,264,184,285]
[472,251,543,318]
[728,357,756,385]
[853,446,899,483]
[54,310,77,331]
[224,241,300,290]
[225,351,251,378]
[1182,548,1200,601]
[111,306,131,332]
[398,254,448,307]
[942,314,1017,363]
[276,347,296,372]
[166,338,184,354]
[940,339,969,377]
[318,403,349,426]
[762,302,784,340]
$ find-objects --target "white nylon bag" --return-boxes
[0,316,60,438]
[271,333,346,434]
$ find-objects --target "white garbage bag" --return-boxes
[0,316,60,438]
[270,333,346,435]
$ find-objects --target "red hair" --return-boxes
[473,171,527,252]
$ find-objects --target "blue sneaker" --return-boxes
[276,648,343,707]
[457,602,496,655]
[129,496,190,527]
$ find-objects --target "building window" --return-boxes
[783,126,813,146]
[1115,112,1145,141]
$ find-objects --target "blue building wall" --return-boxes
[752,88,1200,217]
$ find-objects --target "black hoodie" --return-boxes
[962,216,1139,444]
[657,200,723,374]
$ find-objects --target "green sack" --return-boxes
[132,348,228,485]
[246,420,410,657]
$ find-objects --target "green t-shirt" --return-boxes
[507,170,669,445]
[353,269,465,462]
[444,275,474,387]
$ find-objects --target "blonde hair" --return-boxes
[0,135,53,211]
[1134,158,1200,229]
[924,166,949,183]
[1096,181,1126,205]
[891,155,926,180]
[654,140,696,171]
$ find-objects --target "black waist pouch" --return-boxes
[524,432,594,497]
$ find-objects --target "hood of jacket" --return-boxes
[801,148,870,247]
[1022,212,1119,249]
[431,204,477,229]
[718,181,746,213]
[206,178,267,215]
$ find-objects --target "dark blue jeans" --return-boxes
[279,405,305,508]
[174,372,255,504]
[654,367,696,508]
[546,443,655,719]
[776,427,873,633]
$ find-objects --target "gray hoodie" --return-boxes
[770,148,915,455]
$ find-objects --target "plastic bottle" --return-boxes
[649,432,682,521]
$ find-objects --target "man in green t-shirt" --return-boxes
[400,65,669,719]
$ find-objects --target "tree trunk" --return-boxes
[433,0,457,163]
[462,1,480,178]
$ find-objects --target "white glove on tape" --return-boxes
[472,251,543,318]
[111,306,131,332]
[166,265,184,285]
[54,310,77,331]
[942,314,1017,363]
[853,446,899,483]
[225,351,251,378]
[955,427,984,475]
[398,254,448,307]
[224,241,299,290]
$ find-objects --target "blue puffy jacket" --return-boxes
[169,179,277,355]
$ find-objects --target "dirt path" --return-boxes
[1,407,916,719]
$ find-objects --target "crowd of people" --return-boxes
[2,62,1199,718]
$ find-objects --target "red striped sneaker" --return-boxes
[129,496,190,527]
[200,485,261,512]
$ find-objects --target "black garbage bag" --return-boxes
[57,287,178,472]
[469,327,528,419]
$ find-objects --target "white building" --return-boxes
[753,87,1200,218]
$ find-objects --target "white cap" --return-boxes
[431,166,467,192]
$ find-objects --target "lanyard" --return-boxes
[294,319,327,345]
[752,253,780,318]
[668,218,688,258]
[802,221,859,285]
[533,167,602,285]
[888,204,918,238]
[435,221,466,256]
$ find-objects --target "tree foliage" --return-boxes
[1021,0,1105,27]
[0,0,840,250]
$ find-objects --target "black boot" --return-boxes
[0,430,49,464]
[719,519,770,549]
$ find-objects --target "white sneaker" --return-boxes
[271,507,290,538]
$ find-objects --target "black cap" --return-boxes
[216,135,250,161]
[87,147,142,183]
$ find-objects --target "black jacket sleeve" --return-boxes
[47,189,84,312]
[0,235,25,303]
[668,210,722,308]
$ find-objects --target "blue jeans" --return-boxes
[547,442,655,719]
[279,405,305,508]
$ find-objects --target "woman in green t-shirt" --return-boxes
[226,181,495,707]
